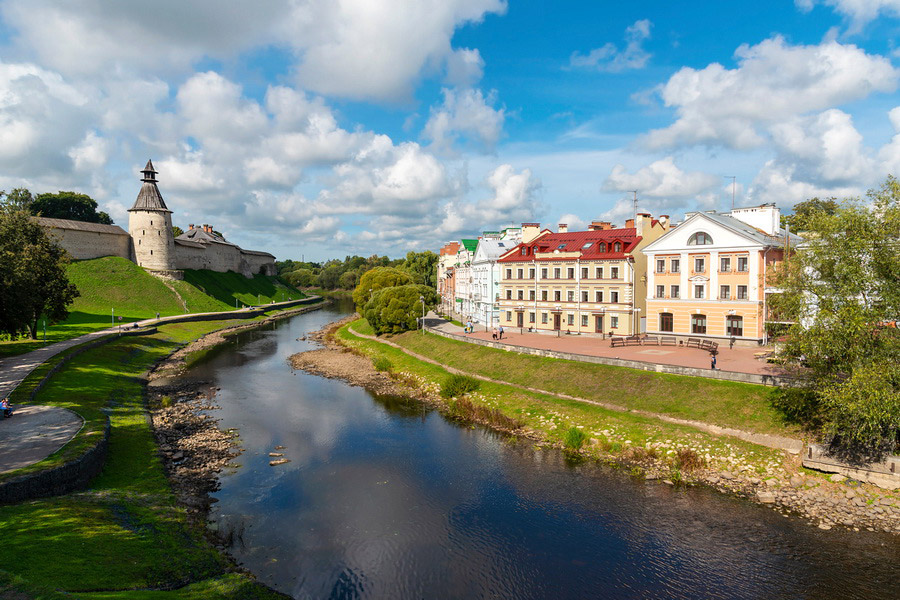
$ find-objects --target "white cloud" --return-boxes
[439,164,540,234]
[877,106,900,175]
[423,88,505,153]
[748,159,862,206]
[68,131,108,172]
[568,19,652,73]
[644,36,899,150]
[797,1,900,32]
[445,48,485,87]
[603,157,721,198]
[556,213,587,231]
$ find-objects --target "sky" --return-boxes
[1,1,899,261]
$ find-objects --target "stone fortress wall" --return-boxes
[35,161,276,278]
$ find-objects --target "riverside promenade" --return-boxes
[0,297,320,475]
[426,314,787,380]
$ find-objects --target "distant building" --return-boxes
[498,214,670,335]
[37,160,275,279]
[642,204,802,344]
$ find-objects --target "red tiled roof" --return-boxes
[499,229,640,262]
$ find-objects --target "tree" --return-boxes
[352,267,414,312]
[0,188,34,210]
[770,177,900,461]
[781,197,838,233]
[285,268,315,287]
[30,191,113,224]
[362,284,438,335]
[338,270,359,290]
[172,225,184,237]
[399,250,439,287]
[0,206,80,338]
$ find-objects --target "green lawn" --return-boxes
[0,315,292,598]
[0,257,305,358]
[388,328,790,436]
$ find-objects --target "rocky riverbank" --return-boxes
[290,316,900,537]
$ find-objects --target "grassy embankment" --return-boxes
[0,312,300,599]
[340,319,792,477]
[0,257,304,358]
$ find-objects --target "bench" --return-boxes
[642,336,660,346]
[610,335,643,347]
[660,336,677,346]
[685,337,703,348]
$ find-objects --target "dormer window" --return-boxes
[688,231,713,245]
[599,243,606,252]
[520,247,527,256]
[614,242,621,252]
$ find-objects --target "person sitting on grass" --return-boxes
[1,397,12,418]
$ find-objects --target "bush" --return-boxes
[372,357,393,372]
[563,427,587,452]
[440,373,481,399]
[675,448,706,472]
[362,284,438,335]
[352,267,415,311]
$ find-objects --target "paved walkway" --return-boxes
[426,314,786,378]
[0,405,83,473]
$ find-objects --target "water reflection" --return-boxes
[177,303,899,600]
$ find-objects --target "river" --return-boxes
[176,302,898,599]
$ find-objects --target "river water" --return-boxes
[178,303,899,599]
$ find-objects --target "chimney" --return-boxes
[521,222,541,243]
[188,224,194,230]
[558,223,568,233]
[635,212,654,236]
[625,218,635,229]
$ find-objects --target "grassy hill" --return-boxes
[0,256,305,357]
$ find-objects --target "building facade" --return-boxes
[642,204,801,344]
[497,214,670,336]
[453,239,478,319]
[470,227,523,327]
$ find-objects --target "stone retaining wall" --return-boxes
[0,417,110,504]
[427,327,790,386]
[803,444,900,490]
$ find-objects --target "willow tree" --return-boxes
[770,177,900,461]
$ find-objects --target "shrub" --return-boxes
[160,395,172,408]
[563,427,587,452]
[445,395,524,430]
[362,284,438,335]
[372,356,393,372]
[440,373,481,398]
[675,448,706,472]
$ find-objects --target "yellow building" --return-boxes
[497,214,670,336]
[642,204,801,344]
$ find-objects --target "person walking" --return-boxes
[710,353,717,370]
[1,397,12,418]
[498,325,504,340]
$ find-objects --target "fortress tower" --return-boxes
[128,160,178,275]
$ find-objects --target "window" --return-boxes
[581,291,588,302]
[691,314,707,334]
[520,247,527,255]
[582,242,593,250]
[541,312,548,324]
[581,315,588,327]
[517,290,524,300]
[567,268,574,279]
[611,316,619,328]
[506,290,512,299]
[737,285,748,300]
[694,257,705,273]
[558,243,567,250]
[611,267,619,279]
[726,315,743,337]
[553,268,561,279]
[595,290,603,302]
[671,285,680,299]
[656,259,665,273]
[529,268,535,279]
[554,291,561,302]
[567,314,574,326]
[517,268,523,279]
[581,267,588,278]
[720,285,730,300]
[671,258,680,273]
[505,268,512,279]
[738,256,748,272]
[506,311,512,321]
[660,312,674,332]
[720,257,731,272]
[529,312,535,323]
[599,243,607,252]
[541,268,548,279]
[596,267,603,279]
[610,291,619,303]
[529,290,535,301]
[656,285,665,298]
[541,290,548,301]
[614,242,622,252]
[694,285,705,299]
[688,231,713,245]
[567,291,575,302]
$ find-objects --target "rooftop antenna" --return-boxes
[630,190,638,221]
[725,176,736,210]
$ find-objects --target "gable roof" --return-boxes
[460,239,479,253]
[176,227,232,246]
[499,228,640,263]
[473,238,514,262]
[35,216,129,236]
[642,211,803,252]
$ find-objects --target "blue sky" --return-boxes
[1,1,899,261]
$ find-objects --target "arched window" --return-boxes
[688,231,713,245]
[659,312,674,332]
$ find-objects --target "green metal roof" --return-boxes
[460,239,479,252]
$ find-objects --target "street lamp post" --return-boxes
[419,295,425,335]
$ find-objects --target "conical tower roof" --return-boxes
[129,159,171,212]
